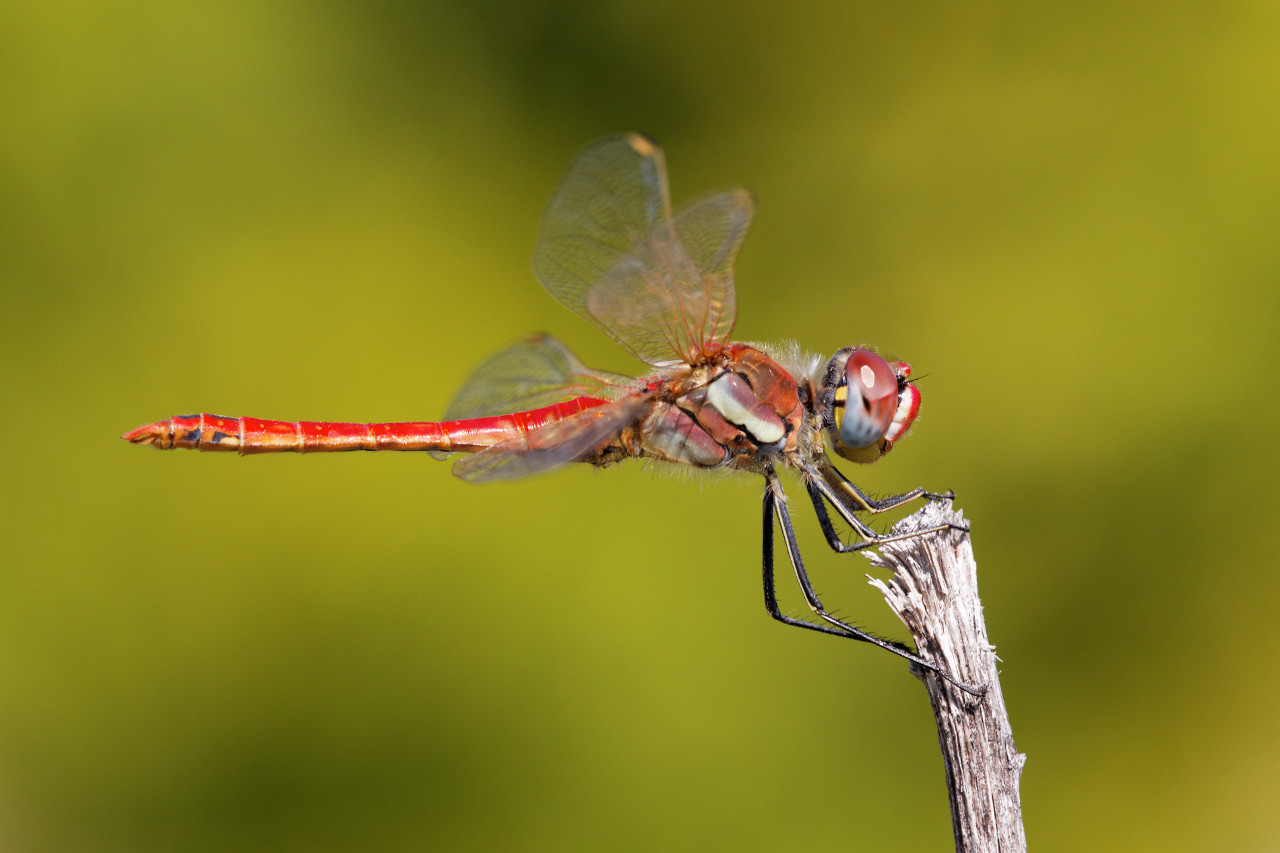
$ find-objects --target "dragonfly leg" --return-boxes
[805,480,883,554]
[804,465,967,554]
[762,469,981,694]
[822,463,954,514]
[762,478,859,642]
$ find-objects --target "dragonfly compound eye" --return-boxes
[835,349,899,451]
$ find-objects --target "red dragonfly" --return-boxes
[125,134,973,691]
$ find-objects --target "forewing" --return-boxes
[451,395,648,482]
[534,134,754,367]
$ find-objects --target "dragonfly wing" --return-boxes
[443,334,632,420]
[534,134,754,367]
[430,335,632,461]
[451,394,648,482]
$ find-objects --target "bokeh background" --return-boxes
[5,2,1279,850]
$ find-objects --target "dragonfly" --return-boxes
[125,134,976,693]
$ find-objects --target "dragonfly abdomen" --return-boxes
[122,398,610,455]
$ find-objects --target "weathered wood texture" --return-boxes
[866,500,1026,853]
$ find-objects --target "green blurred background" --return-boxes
[4,2,1278,850]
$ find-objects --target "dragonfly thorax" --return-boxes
[636,345,804,471]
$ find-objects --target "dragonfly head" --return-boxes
[821,347,920,464]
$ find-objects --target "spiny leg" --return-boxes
[806,483,878,553]
[804,468,964,554]
[821,463,954,514]
[762,468,981,694]
[762,476,867,642]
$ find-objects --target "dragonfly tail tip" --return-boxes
[121,421,165,447]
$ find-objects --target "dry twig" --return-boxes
[866,500,1026,852]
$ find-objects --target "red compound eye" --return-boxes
[838,349,898,449]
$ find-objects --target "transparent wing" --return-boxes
[451,394,649,482]
[533,134,754,367]
[442,334,632,420]
[429,335,632,461]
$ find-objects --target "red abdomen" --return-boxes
[122,398,609,454]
